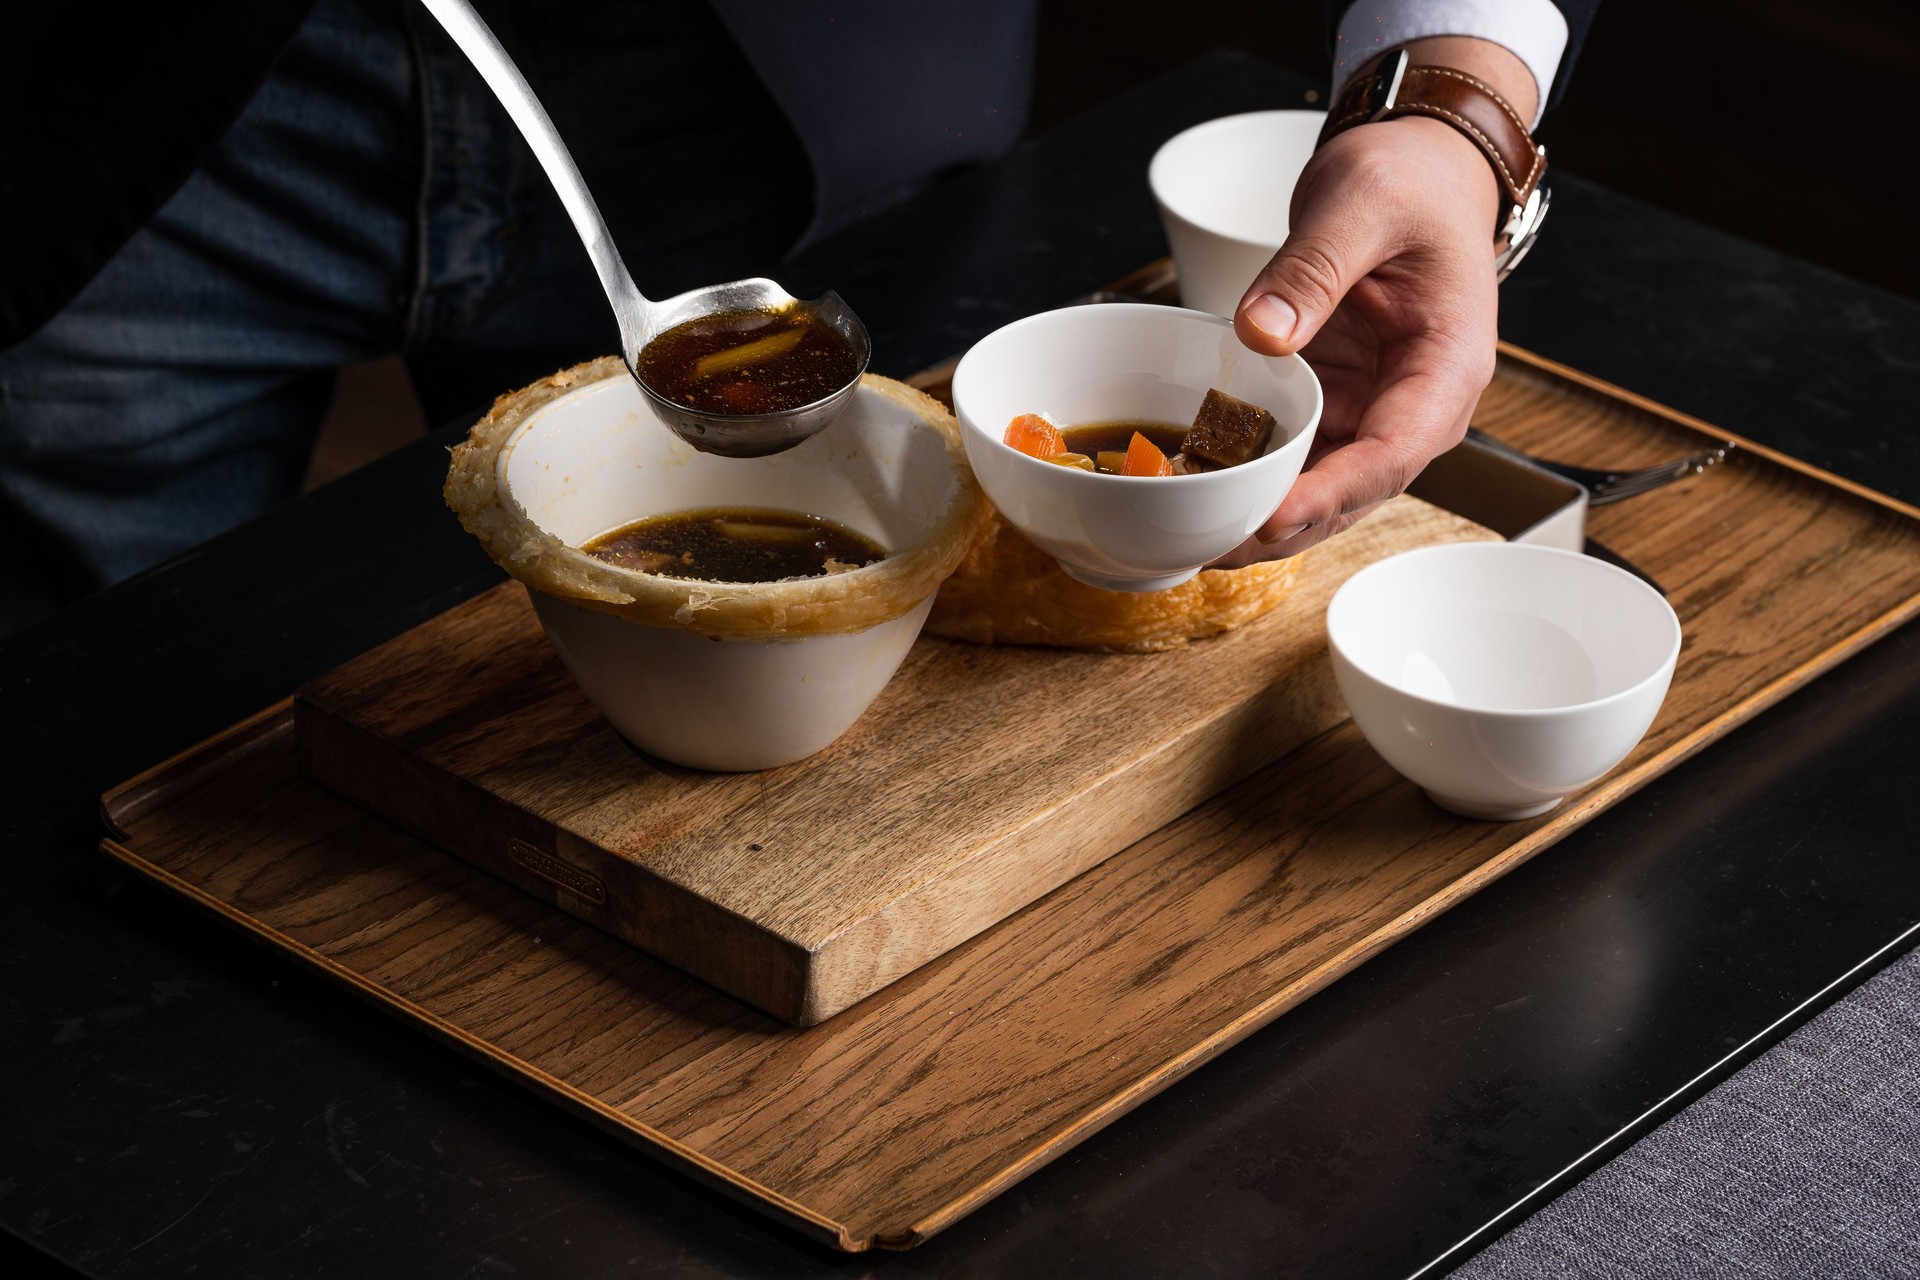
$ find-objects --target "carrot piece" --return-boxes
[1004,413,1066,459]
[1121,431,1175,477]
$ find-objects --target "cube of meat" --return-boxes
[1182,388,1276,469]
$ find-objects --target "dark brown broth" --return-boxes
[582,508,886,583]
[635,307,860,416]
[1060,421,1186,474]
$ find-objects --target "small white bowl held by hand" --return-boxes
[446,358,985,771]
[950,303,1321,593]
[1327,543,1682,820]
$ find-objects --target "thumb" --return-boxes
[1232,190,1392,357]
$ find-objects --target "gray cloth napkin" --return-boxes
[1455,943,1920,1279]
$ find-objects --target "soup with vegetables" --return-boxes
[1003,388,1277,476]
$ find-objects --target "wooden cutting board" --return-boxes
[295,495,1495,1024]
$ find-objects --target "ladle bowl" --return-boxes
[634,280,871,458]
[420,0,868,457]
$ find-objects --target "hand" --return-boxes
[1212,37,1538,566]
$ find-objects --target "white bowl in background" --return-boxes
[950,303,1321,593]
[1327,542,1682,820]
[450,362,982,771]
[1149,110,1324,318]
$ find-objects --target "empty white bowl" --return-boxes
[445,359,984,771]
[1149,110,1323,318]
[1327,542,1682,820]
[950,303,1322,592]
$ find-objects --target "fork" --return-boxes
[1465,427,1735,505]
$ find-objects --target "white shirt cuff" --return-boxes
[1332,0,1569,127]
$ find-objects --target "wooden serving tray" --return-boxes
[100,331,1920,1251]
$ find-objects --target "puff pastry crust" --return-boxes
[928,510,1301,653]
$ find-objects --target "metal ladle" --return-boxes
[418,0,870,458]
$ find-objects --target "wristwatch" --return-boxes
[1319,48,1550,280]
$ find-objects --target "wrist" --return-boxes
[1369,116,1505,236]
[1320,42,1550,277]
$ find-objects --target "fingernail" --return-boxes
[1266,522,1311,544]
[1244,294,1298,345]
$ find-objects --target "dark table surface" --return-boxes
[5,54,1918,1280]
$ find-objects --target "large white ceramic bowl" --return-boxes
[1327,542,1682,820]
[445,359,983,771]
[950,303,1322,593]
[1149,110,1324,318]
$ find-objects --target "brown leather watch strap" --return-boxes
[1319,50,1547,221]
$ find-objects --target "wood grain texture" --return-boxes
[295,496,1495,1024]
[101,343,1920,1252]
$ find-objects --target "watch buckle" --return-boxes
[1365,48,1410,122]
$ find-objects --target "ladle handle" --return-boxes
[416,0,652,355]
